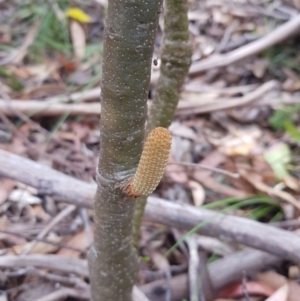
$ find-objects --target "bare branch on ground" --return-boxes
[189,14,300,74]
[1,149,300,263]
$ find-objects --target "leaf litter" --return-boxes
[1,0,300,300]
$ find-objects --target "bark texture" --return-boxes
[133,0,192,246]
[88,1,162,301]
[147,0,192,129]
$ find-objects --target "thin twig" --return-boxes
[0,100,101,116]
[21,205,76,255]
[0,92,77,151]
[186,236,200,301]
[0,22,39,66]
[176,80,278,115]
[0,81,280,117]
[189,14,300,74]
[0,230,83,253]
[80,208,93,245]
[0,249,279,301]
[242,271,250,301]
[33,287,90,301]
[132,286,151,301]
[0,254,89,277]
[0,110,83,173]
[140,248,280,301]
[169,162,239,178]
[1,149,300,262]
[164,270,172,301]
[214,20,239,53]
[271,218,300,229]
[23,267,89,290]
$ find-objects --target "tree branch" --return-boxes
[147,0,192,129]
[140,248,279,301]
[0,248,280,301]
[89,1,162,300]
[189,14,300,74]
[133,0,192,247]
[1,149,300,263]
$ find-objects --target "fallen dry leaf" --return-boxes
[58,229,93,257]
[218,126,262,157]
[188,180,206,207]
[148,249,170,272]
[0,22,39,65]
[65,8,92,23]
[196,176,246,197]
[265,284,289,301]
[11,234,62,255]
[0,178,15,205]
[283,174,300,192]
[239,169,300,211]
[247,59,269,78]
[69,20,86,59]
[8,189,41,205]
[165,156,188,184]
[258,271,300,301]
[169,122,197,141]
[193,150,225,179]
[263,142,291,180]
[218,280,274,298]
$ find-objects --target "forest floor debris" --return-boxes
[1,0,300,300]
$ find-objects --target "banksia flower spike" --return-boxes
[123,127,172,198]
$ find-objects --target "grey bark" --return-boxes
[1,149,300,264]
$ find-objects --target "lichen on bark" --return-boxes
[133,0,192,247]
[88,1,162,301]
[147,0,192,130]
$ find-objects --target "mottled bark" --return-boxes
[147,0,192,129]
[88,1,162,301]
[133,0,192,247]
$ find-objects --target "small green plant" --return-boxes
[269,104,300,143]
[262,44,300,76]
[139,256,150,262]
[0,67,24,91]
[164,195,281,258]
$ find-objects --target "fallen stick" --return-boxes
[0,81,277,117]
[32,287,90,301]
[176,80,278,115]
[141,248,279,301]
[0,86,101,116]
[0,101,101,116]
[144,197,300,262]
[0,248,279,301]
[46,87,101,103]
[0,254,149,301]
[189,14,300,74]
[0,70,159,116]
[1,149,300,262]
[0,254,89,277]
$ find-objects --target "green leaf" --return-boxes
[0,67,24,91]
[283,120,300,143]
[263,142,291,180]
[268,108,290,130]
[139,256,150,262]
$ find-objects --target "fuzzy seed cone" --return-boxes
[130,127,171,197]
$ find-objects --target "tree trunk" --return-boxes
[88,1,162,301]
